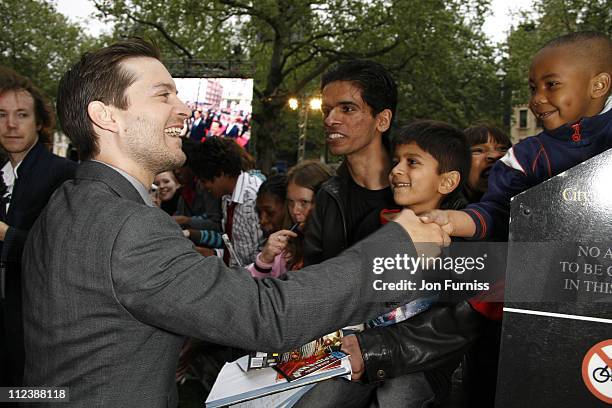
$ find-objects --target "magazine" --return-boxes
[205,354,350,408]
[274,350,346,381]
[245,330,342,370]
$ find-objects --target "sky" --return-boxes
[56,0,535,45]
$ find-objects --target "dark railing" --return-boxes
[164,59,255,78]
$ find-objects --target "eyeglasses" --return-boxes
[287,199,313,210]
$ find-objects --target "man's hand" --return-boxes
[173,215,191,226]
[393,209,450,257]
[0,221,8,241]
[341,335,365,381]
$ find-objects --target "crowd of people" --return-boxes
[182,103,251,147]
[0,29,610,408]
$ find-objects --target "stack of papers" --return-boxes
[206,354,351,407]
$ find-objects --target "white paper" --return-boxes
[206,355,351,408]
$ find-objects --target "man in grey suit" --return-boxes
[21,38,449,407]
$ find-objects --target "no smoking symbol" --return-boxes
[582,339,612,404]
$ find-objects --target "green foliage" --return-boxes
[0,0,94,100]
[381,0,504,129]
[5,0,610,167]
[502,0,612,105]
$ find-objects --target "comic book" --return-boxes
[245,330,343,370]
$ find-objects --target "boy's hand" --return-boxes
[419,209,454,236]
[420,209,476,238]
[393,209,450,258]
[340,335,365,381]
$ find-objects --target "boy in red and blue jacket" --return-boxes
[424,32,612,241]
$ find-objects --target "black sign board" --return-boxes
[496,148,612,407]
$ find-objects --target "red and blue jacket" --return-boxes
[464,101,612,241]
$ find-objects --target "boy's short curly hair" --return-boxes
[540,31,612,75]
[192,137,243,181]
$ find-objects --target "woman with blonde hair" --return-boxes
[248,160,333,277]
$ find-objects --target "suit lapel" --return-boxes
[7,141,47,220]
[76,161,146,204]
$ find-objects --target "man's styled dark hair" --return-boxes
[193,137,243,181]
[0,66,54,144]
[464,124,512,148]
[57,38,161,161]
[321,59,398,141]
[391,120,471,192]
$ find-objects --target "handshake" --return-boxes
[391,209,473,258]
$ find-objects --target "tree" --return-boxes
[502,0,612,105]
[95,0,409,170]
[380,0,504,129]
[0,0,94,100]
[94,0,502,170]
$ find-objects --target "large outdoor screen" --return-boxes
[174,77,254,146]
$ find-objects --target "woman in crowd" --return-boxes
[461,124,511,408]
[248,160,333,278]
[154,170,182,215]
[255,175,291,238]
[463,124,512,202]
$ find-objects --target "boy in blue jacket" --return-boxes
[423,31,612,239]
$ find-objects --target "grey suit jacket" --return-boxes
[22,160,420,407]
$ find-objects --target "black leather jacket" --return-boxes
[303,162,485,388]
[355,301,485,384]
[303,163,350,266]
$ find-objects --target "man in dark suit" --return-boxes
[189,107,206,141]
[21,39,449,407]
[0,67,76,386]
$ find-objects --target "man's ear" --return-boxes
[87,101,119,134]
[438,170,461,195]
[591,72,611,99]
[375,109,392,133]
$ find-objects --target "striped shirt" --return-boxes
[221,171,264,267]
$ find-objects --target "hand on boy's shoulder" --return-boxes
[393,209,450,257]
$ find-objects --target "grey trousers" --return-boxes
[293,372,434,408]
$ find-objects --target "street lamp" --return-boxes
[496,68,511,130]
[288,96,322,162]
[288,97,299,111]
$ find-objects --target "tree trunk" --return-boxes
[253,100,283,174]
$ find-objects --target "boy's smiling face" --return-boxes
[528,45,603,131]
[390,142,446,214]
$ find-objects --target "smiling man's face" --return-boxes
[321,80,387,158]
[113,57,190,174]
